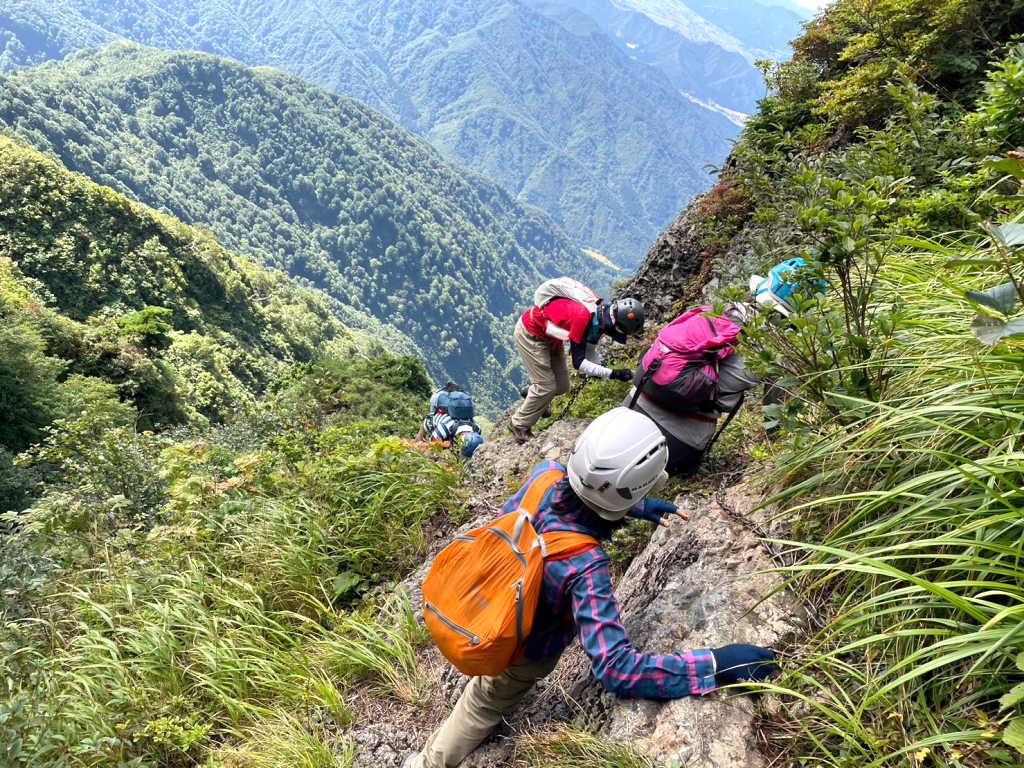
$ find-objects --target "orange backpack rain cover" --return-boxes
[422,469,597,677]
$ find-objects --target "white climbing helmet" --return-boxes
[568,408,669,520]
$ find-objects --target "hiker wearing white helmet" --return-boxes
[405,408,776,768]
[512,277,645,444]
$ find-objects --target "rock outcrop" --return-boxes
[615,195,714,323]
[354,423,799,767]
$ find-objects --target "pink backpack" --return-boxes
[632,306,741,413]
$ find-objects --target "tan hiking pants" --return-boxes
[512,319,570,430]
[409,654,562,768]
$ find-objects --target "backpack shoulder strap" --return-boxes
[543,531,599,561]
[515,468,566,519]
[514,468,599,559]
[704,392,745,454]
[628,355,661,410]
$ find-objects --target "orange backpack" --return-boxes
[422,468,598,677]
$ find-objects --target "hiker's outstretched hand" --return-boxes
[711,644,776,684]
[609,368,634,381]
[629,497,689,528]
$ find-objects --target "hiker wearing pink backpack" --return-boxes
[623,304,758,477]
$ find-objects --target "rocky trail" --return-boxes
[352,416,805,767]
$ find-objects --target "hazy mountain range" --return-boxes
[0,0,806,266]
[0,44,618,411]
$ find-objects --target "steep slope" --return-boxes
[0,134,347,437]
[0,44,612,414]
[0,0,737,267]
[346,422,798,767]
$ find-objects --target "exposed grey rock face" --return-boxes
[614,189,759,324]
[615,195,712,323]
[465,419,590,499]
[357,423,800,767]
[595,486,800,766]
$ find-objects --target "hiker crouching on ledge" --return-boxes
[406,408,776,768]
[512,277,645,444]
[417,384,485,458]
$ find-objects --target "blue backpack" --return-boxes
[437,390,475,421]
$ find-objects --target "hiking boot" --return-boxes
[511,423,535,444]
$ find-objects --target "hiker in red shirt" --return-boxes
[511,278,645,443]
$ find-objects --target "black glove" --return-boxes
[711,644,776,684]
[609,369,633,382]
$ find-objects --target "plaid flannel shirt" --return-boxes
[499,461,716,698]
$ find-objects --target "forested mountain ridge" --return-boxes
[0,134,346,443]
[0,0,738,267]
[0,44,613,414]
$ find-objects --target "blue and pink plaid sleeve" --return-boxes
[570,558,716,698]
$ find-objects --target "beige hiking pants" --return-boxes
[512,319,570,430]
[409,654,562,768]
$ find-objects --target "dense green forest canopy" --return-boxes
[0,135,346,438]
[0,136,444,516]
[0,0,737,266]
[0,44,615,414]
[0,135,478,767]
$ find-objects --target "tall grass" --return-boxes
[215,709,358,768]
[758,243,1024,766]
[0,428,463,766]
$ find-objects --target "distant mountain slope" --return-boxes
[0,44,612,413]
[604,0,803,61]
[533,0,764,113]
[0,0,737,267]
[0,134,344,431]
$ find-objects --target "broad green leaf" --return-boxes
[990,223,1024,248]
[333,571,364,597]
[1017,651,1024,673]
[1003,718,1024,750]
[985,156,1024,180]
[972,315,1024,345]
[966,282,1019,315]
[1002,682,1024,710]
